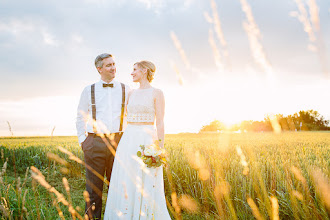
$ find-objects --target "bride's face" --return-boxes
[131,64,146,82]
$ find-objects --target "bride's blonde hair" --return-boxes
[135,61,156,83]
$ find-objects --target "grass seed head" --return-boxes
[178,194,200,214]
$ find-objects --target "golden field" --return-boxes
[0,132,330,219]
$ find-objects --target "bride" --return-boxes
[103,61,171,219]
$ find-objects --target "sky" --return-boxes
[0,0,330,136]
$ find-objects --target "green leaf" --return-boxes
[146,158,152,165]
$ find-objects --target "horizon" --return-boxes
[2,108,329,137]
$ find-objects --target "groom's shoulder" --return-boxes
[116,81,128,86]
[80,82,98,93]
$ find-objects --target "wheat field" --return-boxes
[0,132,330,219]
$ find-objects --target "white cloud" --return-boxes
[137,0,163,9]
[183,0,194,8]
[71,34,84,44]
[41,29,60,47]
[135,0,194,11]
[0,19,35,36]
[0,18,60,46]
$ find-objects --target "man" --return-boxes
[76,53,129,219]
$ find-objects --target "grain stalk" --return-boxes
[6,121,13,136]
[30,166,83,219]
[239,0,273,76]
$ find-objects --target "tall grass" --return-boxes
[0,132,329,219]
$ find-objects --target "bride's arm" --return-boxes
[155,89,165,148]
[125,90,133,116]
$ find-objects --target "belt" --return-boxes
[88,132,122,137]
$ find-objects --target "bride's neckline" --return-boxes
[136,87,153,90]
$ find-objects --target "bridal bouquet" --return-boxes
[137,141,166,168]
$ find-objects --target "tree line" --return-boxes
[200,110,330,132]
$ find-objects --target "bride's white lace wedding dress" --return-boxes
[104,87,171,220]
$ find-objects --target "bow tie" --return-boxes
[103,83,114,88]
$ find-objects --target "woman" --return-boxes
[104,61,171,219]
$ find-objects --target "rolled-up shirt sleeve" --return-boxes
[76,86,89,144]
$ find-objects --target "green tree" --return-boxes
[290,110,329,131]
[199,120,225,132]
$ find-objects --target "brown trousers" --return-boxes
[82,133,122,220]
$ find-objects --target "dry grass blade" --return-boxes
[247,197,264,220]
[22,167,30,188]
[51,193,65,220]
[291,166,308,189]
[62,177,75,219]
[1,160,8,176]
[308,0,319,31]
[240,0,272,74]
[164,164,181,220]
[47,152,69,166]
[204,11,213,24]
[236,146,249,175]
[178,194,200,214]
[216,181,237,219]
[170,31,191,70]
[208,29,224,73]
[209,0,231,70]
[210,0,227,47]
[308,0,329,77]
[30,166,83,219]
[0,204,9,218]
[6,121,14,136]
[57,146,109,186]
[311,168,330,211]
[291,0,329,77]
[31,179,41,220]
[291,0,316,43]
[51,126,56,137]
[170,60,184,85]
[270,196,279,220]
[83,191,93,220]
[21,189,28,218]
[292,190,303,201]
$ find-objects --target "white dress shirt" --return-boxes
[76,79,130,144]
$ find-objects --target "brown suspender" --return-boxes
[91,84,97,133]
[91,83,125,133]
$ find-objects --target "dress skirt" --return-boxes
[103,124,171,220]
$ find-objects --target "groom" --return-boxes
[76,53,129,219]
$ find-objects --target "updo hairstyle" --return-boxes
[135,60,156,82]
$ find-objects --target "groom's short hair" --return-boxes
[95,53,113,69]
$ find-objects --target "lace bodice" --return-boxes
[127,88,155,123]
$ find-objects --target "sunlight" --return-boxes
[164,69,330,133]
[1,75,329,136]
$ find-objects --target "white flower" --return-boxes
[144,148,153,156]
[144,145,162,157]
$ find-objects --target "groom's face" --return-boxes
[98,57,116,80]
